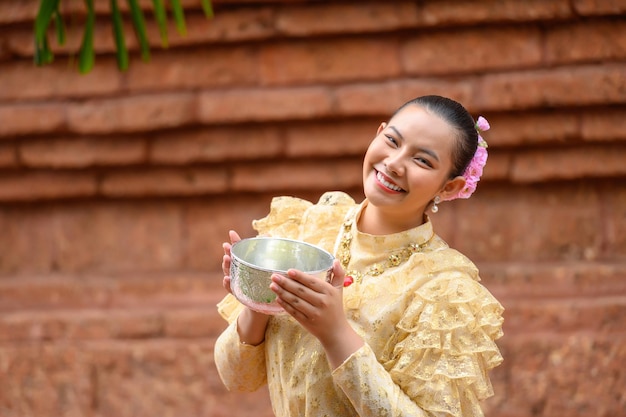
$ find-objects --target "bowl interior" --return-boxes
[231,237,334,274]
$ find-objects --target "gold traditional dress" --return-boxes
[214,192,504,417]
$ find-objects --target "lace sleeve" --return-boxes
[381,271,504,417]
[252,196,313,238]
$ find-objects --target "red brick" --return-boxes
[0,272,219,311]
[198,87,333,123]
[284,119,376,158]
[84,339,274,417]
[451,183,603,262]
[66,93,197,134]
[477,64,626,111]
[487,111,580,147]
[481,261,626,299]
[100,167,228,197]
[573,0,626,15]
[184,196,271,270]
[150,126,282,165]
[110,311,163,338]
[0,1,38,24]
[231,158,362,192]
[511,144,626,182]
[112,272,217,308]
[6,16,113,58]
[0,103,66,138]
[65,203,184,273]
[275,2,419,36]
[0,202,186,276]
[503,297,626,333]
[260,37,401,85]
[0,59,122,101]
[546,20,626,65]
[125,46,259,93]
[479,151,511,181]
[0,276,111,310]
[335,79,473,117]
[498,334,626,417]
[164,308,222,338]
[0,171,97,202]
[0,142,17,167]
[169,7,275,44]
[418,0,573,25]
[0,340,260,417]
[401,26,542,76]
[581,108,626,141]
[20,135,146,168]
[604,185,626,259]
[0,344,93,417]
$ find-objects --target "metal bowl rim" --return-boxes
[230,236,335,275]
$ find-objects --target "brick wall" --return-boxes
[0,0,625,416]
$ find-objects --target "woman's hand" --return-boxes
[221,230,242,294]
[222,230,270,346]
[270,260,364,368]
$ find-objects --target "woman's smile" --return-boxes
[374,169,405,193]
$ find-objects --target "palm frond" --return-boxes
[34,0,214,73]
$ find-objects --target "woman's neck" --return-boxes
[357,202,425,235]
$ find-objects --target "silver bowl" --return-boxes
[230,237,335,314]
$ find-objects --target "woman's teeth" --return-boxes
[376,171,403,191]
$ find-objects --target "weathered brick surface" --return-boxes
[1,1,625,416]
[0,103,66,137]
[260,37,402,85]
[149,126,283,164]
[401,26,542,75]
[546,20,626,64]
[477,63,626,110]
[66,93,198,134]
[198,86,333,123]
[19,135,146,168]
[573,0,626,15]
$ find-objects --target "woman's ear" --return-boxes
[376,122,387,135]
[439,176,466,200]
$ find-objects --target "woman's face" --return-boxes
[362,104,463,222]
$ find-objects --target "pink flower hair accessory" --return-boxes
[442,116,490,201]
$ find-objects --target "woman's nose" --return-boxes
[385,152,404,176]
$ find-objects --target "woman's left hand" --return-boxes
[270,260,364,367]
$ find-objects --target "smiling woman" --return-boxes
[215,95,504,417]
[33,0,214,73]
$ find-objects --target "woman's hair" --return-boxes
[393,95,479,178]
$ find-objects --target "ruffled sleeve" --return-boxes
[380,252,504,417]
[252,196,313,238]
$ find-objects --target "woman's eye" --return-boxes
[385,135,398,146]
[415,157,433,168]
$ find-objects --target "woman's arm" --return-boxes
[214,230,271,391]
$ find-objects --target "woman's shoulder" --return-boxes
[405,244,502,312]
[252,191,357,242]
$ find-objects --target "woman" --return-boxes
[214,95,504,417]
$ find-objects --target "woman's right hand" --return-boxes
[222,230,242,294]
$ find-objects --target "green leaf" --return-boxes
[127,0,151,62]
[171,0,187,36]
[110,0,129,71]
[53,9,66,45]
[34,0,60,46]
[78,0,95,74]
[34,0,60,66]
[200,0,214,19]
[152,0,169,48]
[34,35,54,65]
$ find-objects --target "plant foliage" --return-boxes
[34,0,214,74]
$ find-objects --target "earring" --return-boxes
[431,196,441,213]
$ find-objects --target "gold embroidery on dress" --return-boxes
[337,217,433,283]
